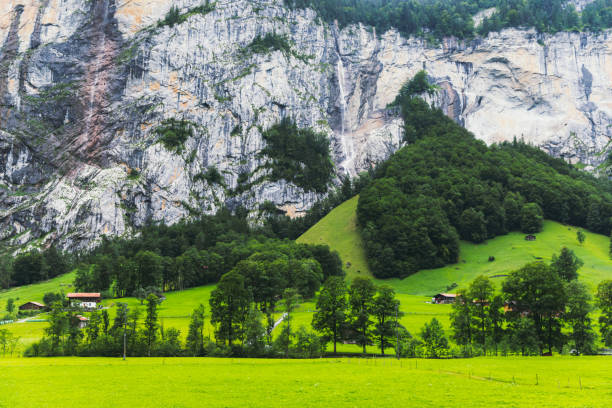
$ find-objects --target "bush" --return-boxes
[155,118,193,152]
[158,2,215,28]
[244,33,293,57]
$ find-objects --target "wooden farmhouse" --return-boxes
[18,301,45,311]
[432,293,457,304]
[67,293,101,310]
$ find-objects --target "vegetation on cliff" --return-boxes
[287,0,612,40]
[357,71,612,279]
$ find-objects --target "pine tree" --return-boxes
[144,294,159,356]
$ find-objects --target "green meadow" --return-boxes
[0,356,609,407]
[297,195,612,294]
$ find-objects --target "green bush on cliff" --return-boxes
[260,118,334,193]
[155,118,193,153]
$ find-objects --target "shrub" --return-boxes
[245,33,293,57]
[155,118,193,152]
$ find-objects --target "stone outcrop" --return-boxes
[0,0,610,251]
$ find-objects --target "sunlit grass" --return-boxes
[0,356,609,407]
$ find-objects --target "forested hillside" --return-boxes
[357,72,612,279]
[287,0,612,40]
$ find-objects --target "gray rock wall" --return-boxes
[0,0,610,251]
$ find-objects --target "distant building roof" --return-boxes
[76,315,89,321]
[435,293,457,298]
[67,293,101,299]
[20,301,45,307]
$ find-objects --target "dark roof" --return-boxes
[20,301,45,307]
[434,293,457,298]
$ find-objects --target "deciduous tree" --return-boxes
[209,271,251,347]
[348,277,376,354]
[551,247,583,281]
[372,285,402,355]
[596,280,612,347]
[420,318,449,358]
[312,276,347,354]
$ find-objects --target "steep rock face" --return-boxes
[0,0,610,251]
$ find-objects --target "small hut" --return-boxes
[76,315,89,329]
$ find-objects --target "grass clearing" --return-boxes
[0,356,609,407]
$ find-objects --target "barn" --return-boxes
[18,301,45,311]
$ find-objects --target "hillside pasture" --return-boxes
[297,196,612,295]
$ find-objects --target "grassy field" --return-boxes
[0,271,75,309]
[297,195,612,295]
[0,356,609,407]
[298,195,370,281]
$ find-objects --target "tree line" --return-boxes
[287,0,612,40]
[451,248,612,356]
[478,0,612,36]
[22,247,612,358]
[0,246,70,289]
[357,71,612,279]
[2,178,366,292]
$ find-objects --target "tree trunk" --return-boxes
[362,328,366,354]
[333,327,337,354]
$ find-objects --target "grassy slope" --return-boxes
[297,195,369,281]
[297,195,612,295]
[0,356,610,407]
[0,273,76,353]
[295,195,612,346]
[0,271,76,308]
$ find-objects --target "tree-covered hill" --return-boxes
[357,71,612,279]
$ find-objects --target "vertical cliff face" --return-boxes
[0,0,610,251]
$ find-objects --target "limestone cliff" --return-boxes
[0,0,610,251]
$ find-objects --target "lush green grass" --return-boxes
[102,285,217,340]
[0,356,609,407]
[297,195,370,280]
[298,196,612,295]
[0,271,75,310]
